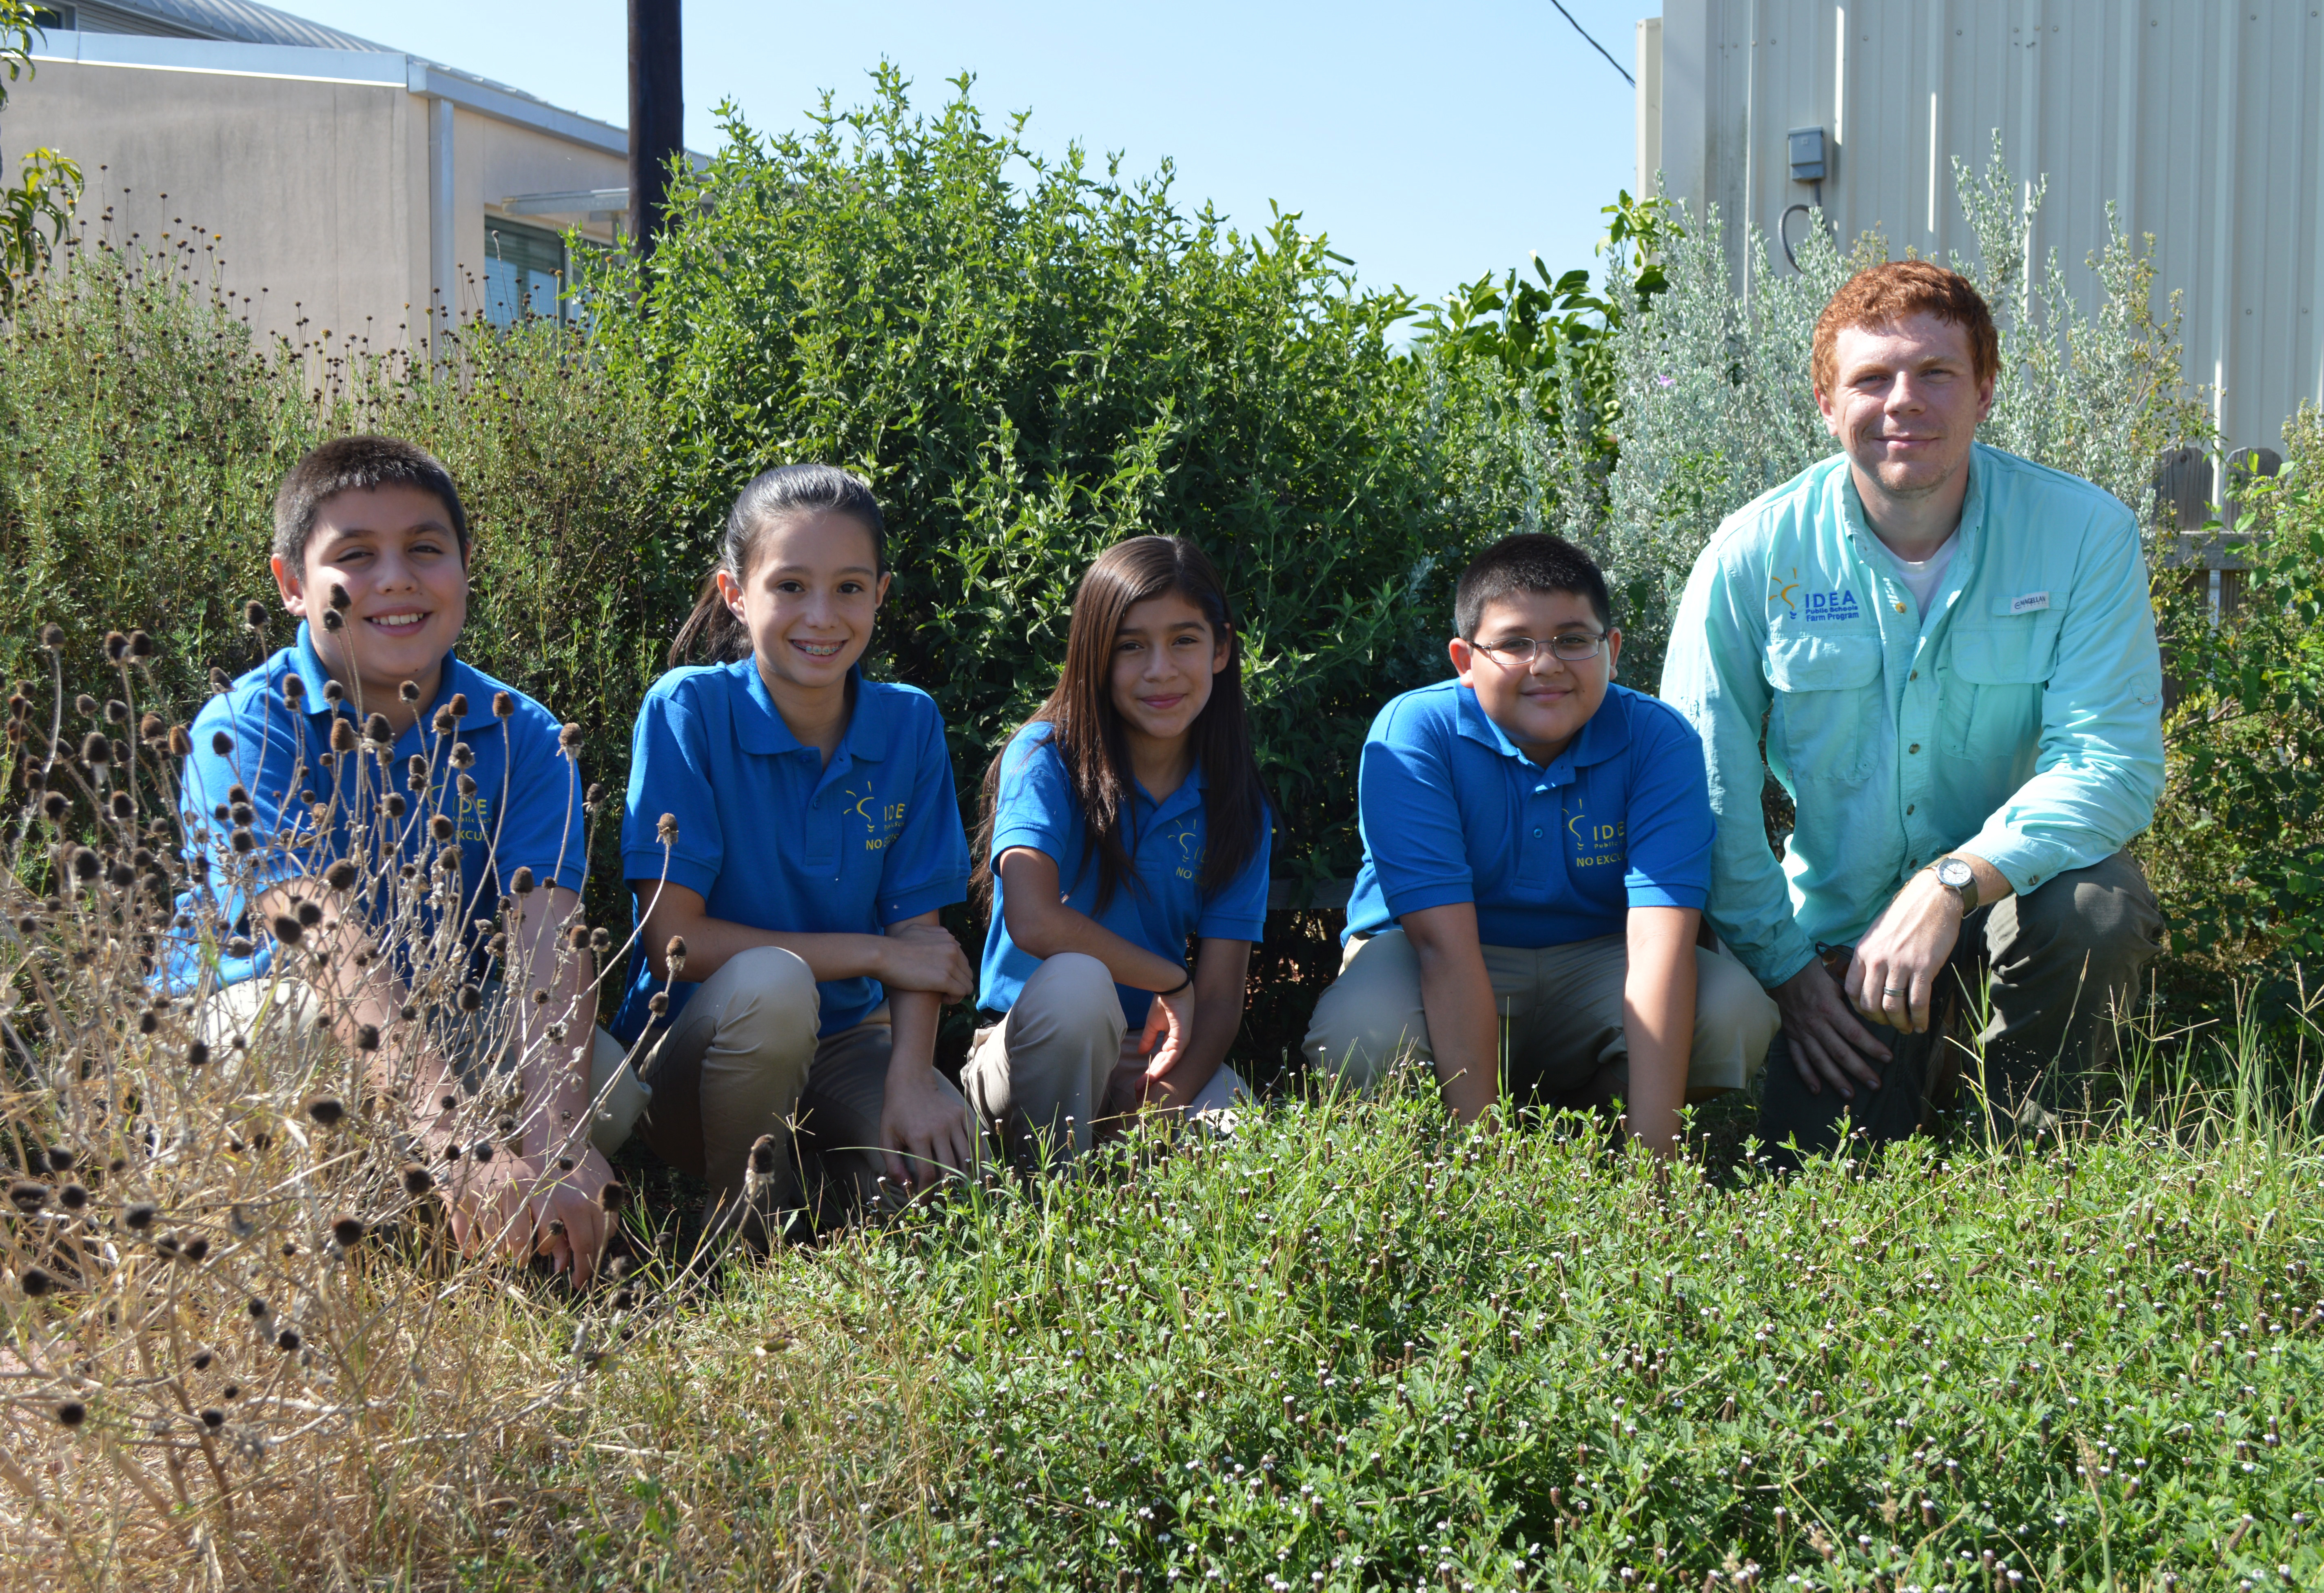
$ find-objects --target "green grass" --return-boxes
[463,1025,2324,1593]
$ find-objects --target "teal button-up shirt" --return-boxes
[1660,444,2165,988]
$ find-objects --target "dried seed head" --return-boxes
[306,1097,345,1127]
[55,1400,85,1427]
[246,1296,268,1318]
[329,718,357,753]
[190,1350,212,1371]
[109,791,133,821]
[493,691,514,719]
[457,984,483,1013]
[665,936,688,976]
[40,791,67,820]
[398,679,421,703]
[7,1180,49,1212]
[449,741,475,769]
[276,1328,301,1352]
[585,781,605,809]
[186,1039,210,1069]
[432,706,455,736]
[295,900,324,927]
[39,623,64,649]
[324,859,358,891]
[69,847,99,881]
[103,698,128,724]
[567,924,592,951]
[80,732,111,767]
[384,793,407,817]
[321,610,343,632]
[330,1214,365,1247]
[559,721,582,753]
[326,583,352,612]
[20,1267,53,1297]
[448,692,468,716]
[168,724,191,755]
[139,711,166,741]
[429,814,454,842]
[401,1164,435,1196]
[457,773,477,798]
[590,927,611,952]
[104,631,130,663]
[600,1181,629,1211]
[58,1183,88,1210]
[648,991,669,1017]
[510,866,536,895]
[656,812,679,845]
[282,674,304,703]
[355,1023,380,1052]
[211,729,234,756]
[128,630,155,659]
[243,600,268,631]
[749,1134,781,1176]
[180,1236,209,1262]
[201,1408,224,1429]
[125,1203,157,1230]
[271,914,304,947]
[74,693,98,719]
[470,1140,493,1164]
[364,712,393,744]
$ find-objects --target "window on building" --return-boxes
[482,219,568,328]
[31,7,78,29]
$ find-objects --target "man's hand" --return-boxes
[1772,957,1891,1100]
[880,1061,975,1191]
[876,922,976,1001]
[1846,870,1965,1034]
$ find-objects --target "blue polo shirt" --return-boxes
[612,661,969,1043]
[1342,680,1712,948]
[978,722,1272,1029]
[164,623,585,994]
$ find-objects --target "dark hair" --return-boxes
[973,536,1267,914]
[1453,532,1612,638]
[271,436,468,570]
[1812,260,2000,395]
[670,464,889,664]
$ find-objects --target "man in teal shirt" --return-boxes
[1661,261,2165,1162]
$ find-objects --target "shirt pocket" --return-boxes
[1765,632,1884,786]
[1941,606,2065,761]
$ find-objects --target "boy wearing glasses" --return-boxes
[1303,534,1776,1156]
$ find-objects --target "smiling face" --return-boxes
[716,510,888,704]
[271,482,468,721]
[1815,311,1996,505]
[1108,589,1230,761]
[1450,589,1620,767]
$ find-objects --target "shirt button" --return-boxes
[1893,601,1907,612]
[1909,670,1919,681]
[1908,743,1920,754]
[1532,827,1543,838]
[1905,803,1915,815]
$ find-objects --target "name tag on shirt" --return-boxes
[2009,591,2051,614]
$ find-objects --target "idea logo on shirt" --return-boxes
[1570,812,1625,868]
[1802,588,1863,622]
[1171,823,1203,882]
[850,783,908,851]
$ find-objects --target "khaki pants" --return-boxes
[637,945,968,1215]
[963,951,1246,1163]
[1301,927,1779,1104]
[195,976,650,1159]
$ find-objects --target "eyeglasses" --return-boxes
[1469,632,1609,665]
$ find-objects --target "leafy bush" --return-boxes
[602,70,1488,882]
[2143,463,2324,1003]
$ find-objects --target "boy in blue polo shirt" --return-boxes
[1302,533,1777,1156]
[173,436,632,1285]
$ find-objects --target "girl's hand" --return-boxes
[880,1062,975,1191]
[441,1148,545,1266]
[877,923,976,1001]
[1137,983,1196,1096]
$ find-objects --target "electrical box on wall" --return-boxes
[1788,126,1827,183]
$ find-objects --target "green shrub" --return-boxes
[602,70,1494,882]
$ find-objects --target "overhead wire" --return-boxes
[1547,0,1635,88]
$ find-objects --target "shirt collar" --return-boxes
[1452,680,1628,778]
[1833,447,1990,574]
[1135,758,1208,821]
[289,622,494,732]
[732,658,890,761]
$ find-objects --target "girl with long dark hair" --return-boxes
[967,535,1272,1158]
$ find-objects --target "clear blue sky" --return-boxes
[286,0,1659,307]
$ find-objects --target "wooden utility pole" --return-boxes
[628,0,683,257]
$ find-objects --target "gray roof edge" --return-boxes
[33,29,629,157]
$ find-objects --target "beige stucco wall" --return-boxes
[4,52,624,353]
[7,59,419,349]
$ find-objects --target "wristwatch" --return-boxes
[1929,855,1980,915]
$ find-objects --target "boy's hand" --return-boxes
[880,1062,975,1191]
[535,1148,614,1287]
[877,923,976,1001]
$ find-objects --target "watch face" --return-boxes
[1937,859,1974,889]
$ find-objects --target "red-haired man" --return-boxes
[1661,262,2165,1163]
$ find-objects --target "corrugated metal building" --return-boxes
[1636,2,2324,459]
